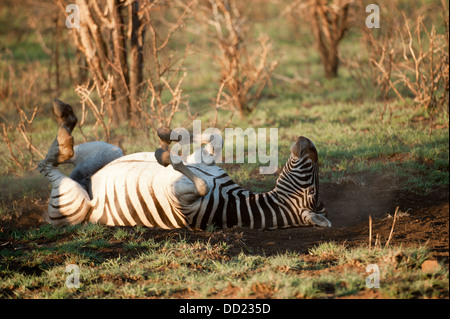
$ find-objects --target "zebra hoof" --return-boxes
[304,211,332,227]
[155,148,171,167]
[53,99,77,133]
[157,127,173,145]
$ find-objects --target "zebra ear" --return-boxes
[290,140,301,157]
[53,99,77,133]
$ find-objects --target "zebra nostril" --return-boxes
[318,209,328,218]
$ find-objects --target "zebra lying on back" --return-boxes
[38,100,331,229]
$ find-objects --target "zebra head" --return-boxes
[275,136,330,227]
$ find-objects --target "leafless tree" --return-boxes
[283,0,351,79]
[135,0,197,143]
[56,0,196,137]
[195,0,278,118]
[310,0,351,79]
[356,1,449,119]
[55,0,146,127]
[1,105,45,171]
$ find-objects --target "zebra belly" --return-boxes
[87,153,189,229]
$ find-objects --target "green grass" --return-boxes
[0,224,447,298]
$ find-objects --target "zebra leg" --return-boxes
[38,99,93,226]
[41,99,78,166]
[157,127,223,166]
[38,160,92,226]
[38,129,92,226]
[155,148,210,197]
[155,127,218,196]
[41,126,75,167]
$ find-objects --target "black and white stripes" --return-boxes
[88,153,191,228]
[39,161,92,226]
[183,148,329,230]
[39,136,331,229]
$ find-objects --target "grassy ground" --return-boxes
[0,1,448,299]
[0,224,447,299]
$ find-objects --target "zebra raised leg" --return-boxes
[155,127,225,197]
[155,148,210,198]
[40,99,77,166]
[38,100,123,226]
[155,128,221,199]
[38,126,92,225]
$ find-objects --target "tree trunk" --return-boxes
[108,0,130,126]
[54,15,61,95]
[324,45,339,79]
[129,0,145,127]
[76,0,106,89]
[75,49,87,84]
[74,0,145,126]
[310,0,350,79]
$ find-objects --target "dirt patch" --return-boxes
[321,173,447,227]
[230,201,449,261]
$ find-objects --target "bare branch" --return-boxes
[1,124,24,170]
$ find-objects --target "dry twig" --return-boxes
[385,206,399,248]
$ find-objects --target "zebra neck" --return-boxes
[237,189,285,229]
[199,187,300,230]
[238,189,304,229]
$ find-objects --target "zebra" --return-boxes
[38,100,331,229]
